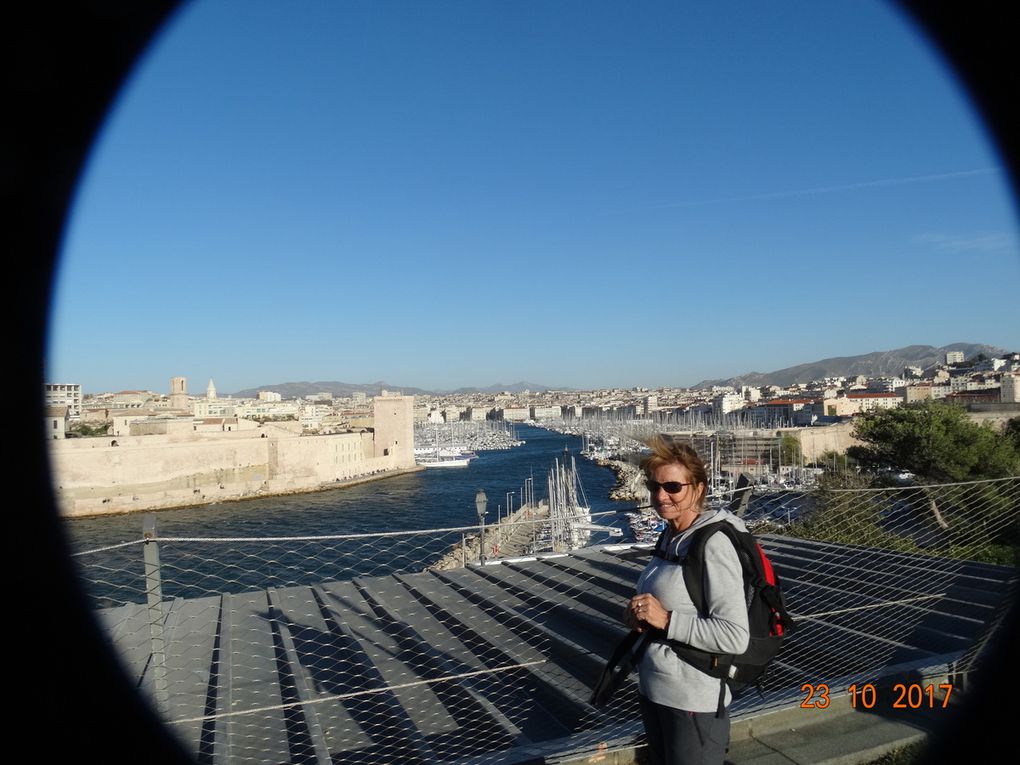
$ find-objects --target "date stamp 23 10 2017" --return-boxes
[800,682,954,710]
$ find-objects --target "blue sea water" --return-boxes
[63,424,639,604]
[64,424,631,547]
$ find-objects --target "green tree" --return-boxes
[1004,417,1020,452]
[847,401,1020,558]
[787,470,920,552]
[780,434,802,466]
[68,421,110,437]
[811,449,856,475]
[847,401,1020,482]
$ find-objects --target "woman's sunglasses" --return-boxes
[645,480,692,493]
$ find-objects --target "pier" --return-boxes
[428,501,553,570]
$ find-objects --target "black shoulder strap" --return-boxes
[681,523,712,616]
[682,522,759,616]
[652,526,673,560]
[589,631,650,708]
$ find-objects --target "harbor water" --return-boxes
[63,424,640,604]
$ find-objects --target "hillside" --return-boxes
[231,380,562,398]
[692,343,1009,389]
[230,344,1012,398]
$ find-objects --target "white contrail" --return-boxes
[651,167,1001,209]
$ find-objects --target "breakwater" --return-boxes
[427,500,553,570]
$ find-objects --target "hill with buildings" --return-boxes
[230,344,1012,399]
[232,380,563,398]
[449,382,565,394]
[693,343,1009,389]
[232,381,433,399]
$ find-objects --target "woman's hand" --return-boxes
[627,593,670,632]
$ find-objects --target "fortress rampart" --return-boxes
[50,395,418,517]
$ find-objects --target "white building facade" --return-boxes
[44,383,82,420]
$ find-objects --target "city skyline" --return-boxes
[53,339,1013,398]
[46,1,1020,395]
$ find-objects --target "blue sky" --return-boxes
[46,0,1019,395]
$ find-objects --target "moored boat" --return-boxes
[416,451,472,467]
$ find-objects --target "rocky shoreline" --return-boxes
[593,456,645,502]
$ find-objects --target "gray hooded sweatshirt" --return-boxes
[635,508,751,712]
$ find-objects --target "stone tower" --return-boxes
[169,376,188,411]
[371,394,415,468]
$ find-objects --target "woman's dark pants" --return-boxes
[638,693,730,765]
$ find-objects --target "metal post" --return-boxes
[461,533,466,568]
[476,489,488,565]
[142,514,169,710]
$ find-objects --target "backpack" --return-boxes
[652,520,795,713]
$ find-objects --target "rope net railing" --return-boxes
[745,475,1019,704]
[70,475,1019,764]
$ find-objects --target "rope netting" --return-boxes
[71,475,1019,764]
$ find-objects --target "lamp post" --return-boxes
[475,489,488,565]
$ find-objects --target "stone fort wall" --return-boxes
[50,396,417,517]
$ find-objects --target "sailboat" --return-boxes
[546,449,593,551]
[416,423,473,468]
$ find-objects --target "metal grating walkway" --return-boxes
[98,536,1015,764]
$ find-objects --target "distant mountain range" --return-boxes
[230,380,562,398]
[231,344,1012,398]
[691,343,1010,389]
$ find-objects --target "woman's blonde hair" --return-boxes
[638,434,709,507]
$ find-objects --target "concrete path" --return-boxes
[562,696,944,765]
[726,702,935,765]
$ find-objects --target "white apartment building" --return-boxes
[946,351,965,365]
[949,374,972,393]
[300,403,333,430]
[194,399,236,418]
[530,405,562,420]
[45,383,82,420]
[712,393,745,416]
[845,392,902,413]
[868,377,906,392]
[258,390,283,402]
[234,400,301,419]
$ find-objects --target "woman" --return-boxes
[626,435,749,765]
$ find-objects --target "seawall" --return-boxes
[50,428,420,518]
